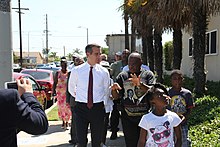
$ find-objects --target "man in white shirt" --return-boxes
[68,44,110,147]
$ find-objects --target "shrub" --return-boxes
[188,96,220,146]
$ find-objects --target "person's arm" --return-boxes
[181,108,192,124]
[182,92,194,124]
[103,70,110,101]
[111,83,122,100]
[52,71,59,95]
[66,72,71,104]
[174,124,182,147]
[137,128,147,147]
[16,78,48,135]
[68,68,77,97]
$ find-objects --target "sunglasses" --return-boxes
[152,129,171,141]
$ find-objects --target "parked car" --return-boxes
[20,69,55,108]
[36,66,61,78]
[13,64,21,72]
[13,64,20,70]
[48,62,57,68]
[36,64,47,68]
[12,72,47,110]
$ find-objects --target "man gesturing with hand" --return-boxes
[111,52,155,147]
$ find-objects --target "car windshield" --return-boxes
[22,71,51,81]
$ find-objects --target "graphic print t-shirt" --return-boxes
[139,110,182,147]
[168,88,194,125]
[116,70,155,119]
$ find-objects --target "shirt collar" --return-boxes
[85,62,97,68]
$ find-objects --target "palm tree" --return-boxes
[72,48,83,55]
[145,0,220,96]
[49,52,57,60]
[154,29,163,83]
[67,53,73,61]
[131,19,136,52]
[175,0,220,97]
[124,0,130,50]
[123,1,155,72]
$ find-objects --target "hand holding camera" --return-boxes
[17,78,33,96]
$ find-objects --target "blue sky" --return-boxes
[11,0,172,56]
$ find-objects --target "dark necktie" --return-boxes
[87,66,93,109]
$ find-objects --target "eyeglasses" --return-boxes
[152,129,171,141]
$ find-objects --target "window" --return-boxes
[189,38,193,56]
[188,30,218,56]
[210,31,217,54]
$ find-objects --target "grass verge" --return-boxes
[46,105,60,121]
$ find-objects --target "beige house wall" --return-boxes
[106,34,142,63]
[14,51,44,64]
[181,15,220,81]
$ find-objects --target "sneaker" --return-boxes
[110,132,117,140]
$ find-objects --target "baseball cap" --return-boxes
[100,61,110,68]
[115,51,122,56]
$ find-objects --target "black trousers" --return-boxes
[102,112,110,144]
[121,112,141,147]
[74,102,105,147]
[70,106,77,143]
[110,100,120,133]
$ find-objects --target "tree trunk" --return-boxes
[192,5,207,98]
[154,29,163,83]
[146,25,154,72]
[124,10,129,50]
[131,19,136,52]
[142,35,148,65]
[172,27,182,69]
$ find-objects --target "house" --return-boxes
[181,15,220,82]
[14,51,44,65]
[105,34,142,63]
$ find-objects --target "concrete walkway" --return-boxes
[17,103,126,147]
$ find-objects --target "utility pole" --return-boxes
[78,26,89,45]
[12,0,29,68]
[45,14,49,63]
[63,46,66,57]
[0,0,12,88]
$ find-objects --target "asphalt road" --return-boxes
[17,104,126,147]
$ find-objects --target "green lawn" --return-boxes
[47,105,60,121]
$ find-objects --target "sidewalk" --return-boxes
[17,103,126,147]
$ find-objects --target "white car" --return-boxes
[47,62,57,68]
[13,64,20,69]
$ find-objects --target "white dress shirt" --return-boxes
[68,62,110,103]
[122,64,150,71]
[104,78,114,113]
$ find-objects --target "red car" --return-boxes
[20,69,55,108]
[12,72,47,110]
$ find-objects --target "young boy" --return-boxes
[138,83,182,147]
[168,70,194,147]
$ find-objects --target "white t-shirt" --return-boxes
[138,110,182,147]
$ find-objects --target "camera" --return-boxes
[5,81,18,89]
